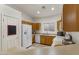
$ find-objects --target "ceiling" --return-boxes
[7,4,63,18]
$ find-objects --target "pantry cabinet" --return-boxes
[63,4,79,31]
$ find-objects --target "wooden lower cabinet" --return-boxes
[40,35,55,46]
[32,35,35,43]
[40,36,46,44]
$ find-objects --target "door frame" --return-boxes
[0,12,2,51]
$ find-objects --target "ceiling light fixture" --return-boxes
[51,8,54,11]
[37,11,40,14]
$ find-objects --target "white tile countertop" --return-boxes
[33,33,56,36]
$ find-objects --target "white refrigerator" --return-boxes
[21,24,32,48]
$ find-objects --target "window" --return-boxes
[42,22,57,34]
[44,23,55,31]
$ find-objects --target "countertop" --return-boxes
[32,33,56,36]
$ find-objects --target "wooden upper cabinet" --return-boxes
[32,23,41,30]
[63,4,77,31]
[22,20,32,25]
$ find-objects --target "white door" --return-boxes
[2,16,20,51]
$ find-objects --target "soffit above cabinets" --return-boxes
[7,4,63,19]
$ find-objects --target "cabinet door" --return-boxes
[32,35,35,43]
[36,23,41,30]
[32,23,40,30]
[63,4,77,31]
[32,23,36,30]
[40,35,55,45]
[40,35,45,44]
[45,36,53,45]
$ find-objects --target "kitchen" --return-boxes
[7,4,63,48]
[0,4,63,52]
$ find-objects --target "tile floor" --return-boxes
[0,43,52,55]
[0,43,79,55]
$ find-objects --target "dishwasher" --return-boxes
[35,34,40,43]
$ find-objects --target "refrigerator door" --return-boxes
[27,25,32,47]
[22,24,32,48]
[22,24,28,48]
